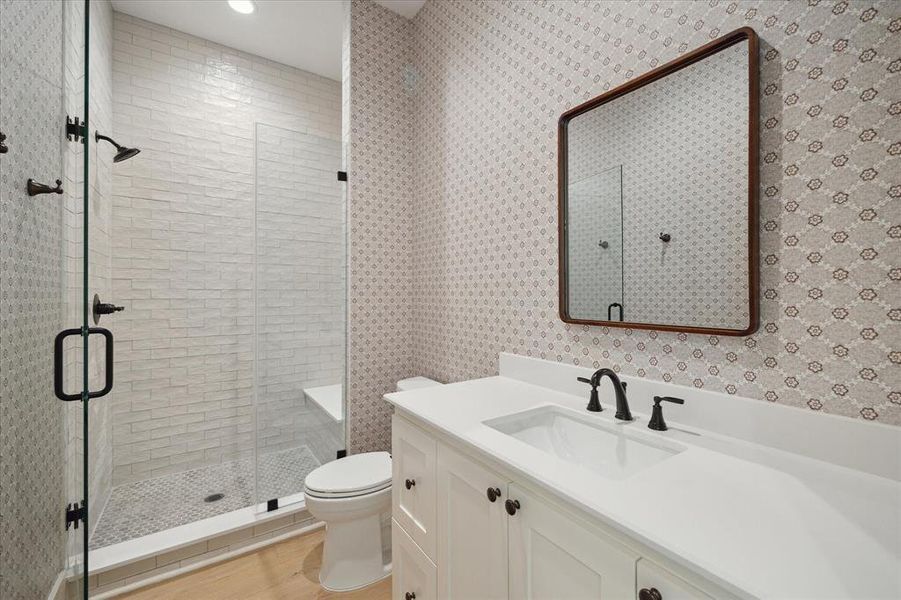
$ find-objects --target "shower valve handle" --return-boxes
[93,293,125,325]
[96,303,124,315]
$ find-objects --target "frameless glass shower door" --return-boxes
[254,124,345,506]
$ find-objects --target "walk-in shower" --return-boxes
[0,1,346,597]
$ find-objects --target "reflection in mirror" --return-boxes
[560,28,758,334]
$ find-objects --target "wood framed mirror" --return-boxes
[558,27,759,336]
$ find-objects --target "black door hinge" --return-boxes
[337,171,347,182]
[66,116,86,143]
[66,501,86,530]
[266,498,279,512]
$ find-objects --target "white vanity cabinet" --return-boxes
[392,415,734,600]
[436,444,510,599]
[507,483,638,598]
[392,415,438,559]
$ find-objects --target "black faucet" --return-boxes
[577,368,633,421]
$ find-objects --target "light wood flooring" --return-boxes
[115,528,391,600]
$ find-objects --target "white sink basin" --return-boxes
[483,405,684,480]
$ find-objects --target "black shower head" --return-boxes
[95,131,140,163]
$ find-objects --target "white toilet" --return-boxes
[304,376,442,591]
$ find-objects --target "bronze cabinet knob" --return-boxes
[486,487,501,502]
[505,498,520,515]
[639,588,662,600]
[404,478,415,490]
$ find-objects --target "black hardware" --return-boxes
[639,588,662,600]
[27,178,63,196]
[598,239,609,249]
[54,327,114,401]
[659,232,671,242]
[486,487,501,503]
[578,369,632,420]
[66,116,86,142]
[607,302,623,322]
[405,593,416,600]
[267,498,279,512]
[336,448,347,459]
[95,131,140,163]
[92,293,125,325]
[504,498,520,516]
[405,478,415,490]
[66,501,86,530]
[648,396,685,431]
[0,130,8,154]
[577,376,603,413]
[337,170,347,181]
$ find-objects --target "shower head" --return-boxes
[94,132,141,163]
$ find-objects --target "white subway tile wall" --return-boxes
[109,13,342,485]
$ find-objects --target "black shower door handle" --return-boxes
[54,327,114,401]
[607,302,623,322]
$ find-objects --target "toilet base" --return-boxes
[318,512,391,591]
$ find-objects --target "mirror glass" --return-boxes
[561,32,756,334]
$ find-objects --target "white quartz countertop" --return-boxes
[384,376,901,600]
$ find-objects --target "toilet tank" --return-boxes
[396,376,442,392]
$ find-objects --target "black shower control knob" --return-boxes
[505,498,520,515]
[96,303,125,315]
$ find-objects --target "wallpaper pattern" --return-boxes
[0,0,67,597]
[347,1,414,452]
[407,0,900,426]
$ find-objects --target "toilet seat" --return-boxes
[304,451,392,499]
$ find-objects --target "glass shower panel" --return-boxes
[254,124,345,504]
[566,165,624,321]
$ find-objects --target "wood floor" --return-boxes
[115,529,391,600]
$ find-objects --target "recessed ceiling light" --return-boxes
[228,0,255,14]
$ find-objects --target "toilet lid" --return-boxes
[304,451,392,496]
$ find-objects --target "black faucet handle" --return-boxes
[654,395,684,405]
[577,376,602,412]
[648,396,684,431]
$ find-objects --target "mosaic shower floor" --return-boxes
[90,446,320,549]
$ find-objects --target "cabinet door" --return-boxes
[392,415,438,559]
[436,444,510,600]
[393,519,437,600]
[508,484,639,599]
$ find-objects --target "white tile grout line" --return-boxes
[89,521,326,599]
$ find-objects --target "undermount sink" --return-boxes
[483,405,684,480]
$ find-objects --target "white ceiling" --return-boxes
[111,1,425,82]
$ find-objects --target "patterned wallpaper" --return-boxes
[565,40,750,328]
[405,0,900,426]
[0,0,67,597]
[347,0,414,452]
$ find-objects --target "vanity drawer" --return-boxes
[637,558,715,600]
[392,415,437,559]
[393,518,437,600]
